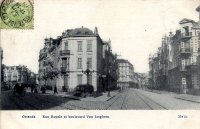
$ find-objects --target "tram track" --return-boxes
[104,90,128,110]
[134,90,168,110]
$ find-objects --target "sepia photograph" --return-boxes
[1,0,200,111]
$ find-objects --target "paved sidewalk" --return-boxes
[175,94,200,103]
[145,89,200,103]
[27,88,120,102]
[81,90,120,102]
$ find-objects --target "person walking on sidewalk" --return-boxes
[54,85,58,94]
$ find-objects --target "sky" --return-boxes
[1,0,199,74]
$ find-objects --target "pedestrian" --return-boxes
[31,84,34,93]
[34,87,38,93]
[41,85,46,94]
[54,85,58,94]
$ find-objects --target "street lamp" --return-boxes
[82,61,95,87]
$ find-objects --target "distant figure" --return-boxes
[31,84,34,93]
[54,86,58,94]
[34,87,38,93]
[41,85,46,94]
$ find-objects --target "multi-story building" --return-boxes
[3,65,34,87]
[157,36,170,90]
[149,5,200,94]
[102,40,119,91]
[198,49,200,94]
[148,34,171,90]
[117,59,135,89]
[148,52,160,89]
[196,5,200,95]
[137,73,148,89]
[38,27,106,92]
[168,17,200,94]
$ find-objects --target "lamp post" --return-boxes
[82,61,95,87]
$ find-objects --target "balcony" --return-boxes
[60,50,70,56]
[180,66,186,72]
[180,48,191,56]
[185,63,198,72]
[48,46,56,53]
[60,67,69,73]
[181,32,192,39]
[39,53,47,61]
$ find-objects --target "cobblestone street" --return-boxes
[1,88,200,110]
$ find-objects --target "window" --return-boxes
[87,58,92,69]
[77,58,82,69]
[77,41,82,51]
[87,40,92,51]
[64,41,68,50]
[198,32,200,40]
[77,74,82,85]
[181,42,184,48]
[62,58,69,69]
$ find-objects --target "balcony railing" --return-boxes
[60,50,70,56]
[181,32,192,39]
[180,48,191,56]
[180,66,186,72]
[60,66,69,73]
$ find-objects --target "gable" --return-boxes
[179,18,194,24]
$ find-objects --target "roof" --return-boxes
[66,27,95,36]
[192,22,200,28]
[179,18,195,24]
[117,59,128,63]
[196,5,200,11]
[117,59,133,66]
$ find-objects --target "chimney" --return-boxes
[94,27,98,35]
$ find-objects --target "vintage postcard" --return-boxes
[0,0,200,129]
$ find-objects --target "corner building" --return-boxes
[39,27,104,92]
[168,18,200,94]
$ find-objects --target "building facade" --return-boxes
[148,35,170,90]
[38,27,106,92]
[102,40,118,91]
[3,65,34,88]
[168,18,200,94]
[117,59,135,89]
[149,5,200,95]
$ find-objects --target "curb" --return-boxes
[80,92,120,102]
[106,95,116,101]
[106,91,121,101]
[175,97,200,103]
[61,95,81,100]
